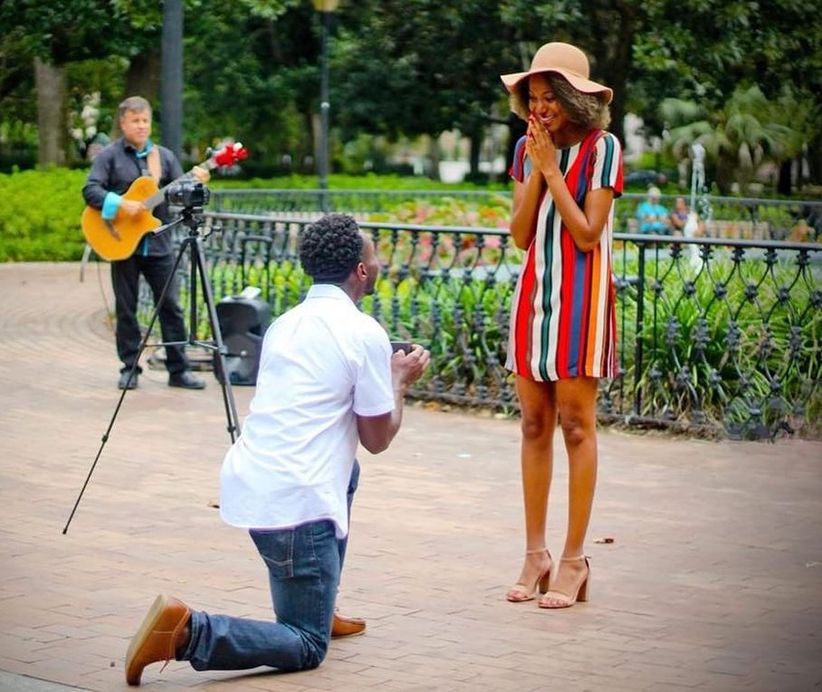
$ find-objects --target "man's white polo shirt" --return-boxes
[219,284,395,538]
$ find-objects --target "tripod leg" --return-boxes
[191,235,242,442]
[63,235,193,534]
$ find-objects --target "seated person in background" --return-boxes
[789,219,812,242]
[669,196,689,234]
[636,186,669,234]
[670,196,705,238]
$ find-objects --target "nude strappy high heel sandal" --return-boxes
[538,555,589,609]
[506,549,552,602]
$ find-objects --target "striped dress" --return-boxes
[506,129,623,381]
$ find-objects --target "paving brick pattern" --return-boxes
[1,262,820,691]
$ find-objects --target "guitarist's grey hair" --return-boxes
[118,96,152,121]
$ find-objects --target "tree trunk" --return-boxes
[311,111,322,174]
[504,112,526,178]
[807,133,822,186]
[111,52,161,139]
[468,126,483,179]
[714,159,733,195]
[34,57,66,167]
[587,2,637,146]
[601,52,629,145]
[427,135,440,180]
[777,160,792,196]
[124,51,161,103]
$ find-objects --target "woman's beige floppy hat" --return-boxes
[500,42,613,104]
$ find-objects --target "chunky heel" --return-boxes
[538,555,589,609]
[506,549,553,602]
[538,569,551,595]
[576,567,589,602]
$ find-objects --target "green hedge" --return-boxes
[0,168,89,261]
[0,167,509,262]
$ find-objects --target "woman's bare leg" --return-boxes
[507,376,556,600]
[539,377,598,606]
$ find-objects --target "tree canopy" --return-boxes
[1,0,819,188]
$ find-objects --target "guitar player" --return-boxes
[82,95,209,391]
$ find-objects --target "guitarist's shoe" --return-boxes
[118,371,139,390]
[168,371,206,390]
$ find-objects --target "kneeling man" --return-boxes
[125,213,430,685]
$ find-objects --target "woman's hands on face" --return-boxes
[526,114,557,177]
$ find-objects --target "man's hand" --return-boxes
[120,199,145,217]
[391,344,430,390]
[357,344,431,455]
[191,165,211,184]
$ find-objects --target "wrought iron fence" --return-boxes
[155,212,820,440]
[210,189,822,242]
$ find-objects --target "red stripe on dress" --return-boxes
[555,228,572,379]
[514,244,538,376]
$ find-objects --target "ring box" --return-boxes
[390,340,413,354]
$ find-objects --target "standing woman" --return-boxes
[500,43,623,608]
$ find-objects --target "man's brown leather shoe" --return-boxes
[331,611,366,638]
[125,594,191,686]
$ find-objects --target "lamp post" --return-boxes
[313,0,340,213]
[161,0,183,161]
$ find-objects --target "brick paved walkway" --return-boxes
[1,262,820,691]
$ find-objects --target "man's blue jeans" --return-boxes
[181,460,360,672]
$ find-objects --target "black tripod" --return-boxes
[63,208,241,534]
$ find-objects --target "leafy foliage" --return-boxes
[332,1,518,139]
[664,85,818,194]
[3,0,821,188]
[0,168,88,261]
[183,0,309,161]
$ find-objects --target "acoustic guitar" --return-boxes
[82,142,248,261]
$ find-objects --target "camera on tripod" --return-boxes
[165,179,210,209]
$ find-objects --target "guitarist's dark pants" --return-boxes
[112,253,190,376]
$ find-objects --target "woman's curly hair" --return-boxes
[299,213,364,283]
[510,73,610,130]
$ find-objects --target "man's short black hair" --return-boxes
[298,213,364,284]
